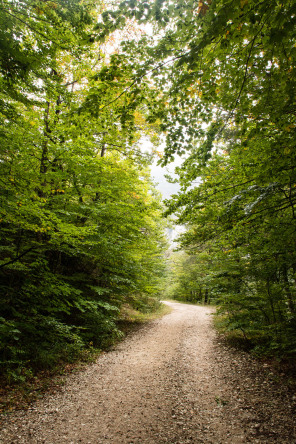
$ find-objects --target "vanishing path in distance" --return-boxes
[1,301,295,443]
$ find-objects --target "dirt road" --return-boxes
[1,302,295,443]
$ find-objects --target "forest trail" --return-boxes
[1,301,295,444]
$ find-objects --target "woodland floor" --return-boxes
[0,301,296,443]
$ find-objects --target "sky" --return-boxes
[145,142,185,243]
[141,139,182,200]
[150,159,180,200]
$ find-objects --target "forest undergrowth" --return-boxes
[0,301,171,415]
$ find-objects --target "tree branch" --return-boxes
[0,247,35,270]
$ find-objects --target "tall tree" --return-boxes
[102,0,296,356]
[0,0,168,382]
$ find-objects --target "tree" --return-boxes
[0,0,168,382]
[166,250,213,304]
[101,0,296,356]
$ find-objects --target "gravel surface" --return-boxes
[0,301,296,443]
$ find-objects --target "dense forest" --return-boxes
[1,0,296,384]
[0,0,168,383]
[96,0,296,359]
[157,0,296,358]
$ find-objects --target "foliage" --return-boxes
[156,0,296,357]
[0,0,168,382]
[101,0,296,357]
[165,250,213,304]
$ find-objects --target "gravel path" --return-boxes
[1,301,296,443]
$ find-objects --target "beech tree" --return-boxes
[100,0,296,356]
[0,0,167,382]
[162,0,296,356]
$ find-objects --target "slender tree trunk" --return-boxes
[38,101,51,199]
[100,145,106,157]
[94,144,106,202]
[282,265,295,314]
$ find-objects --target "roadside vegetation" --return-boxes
[0,0,168,386]
[1,0,296,395]
[0,300,171,413]
[137,0,296,362]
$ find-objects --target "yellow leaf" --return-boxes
[284,125,293,132]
